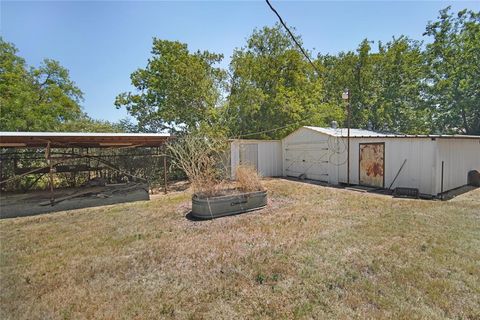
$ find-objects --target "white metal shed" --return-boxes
[283,126,480,196]
[230,126,480,196]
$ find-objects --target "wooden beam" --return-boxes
[46,142,55,206]
[14,165,106,175]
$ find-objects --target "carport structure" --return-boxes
[0,132,171,208]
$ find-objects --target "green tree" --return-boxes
[60,114,124,133]
[224,24,343,139]
[424,7,480,134]
[319,40,376,130]
[115,39,225,133]
[0,38,34,130]
[0,38,83,131]
[319,37,428,134]
[375,37,429,133]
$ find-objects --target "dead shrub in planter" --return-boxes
[235,165,264,192]
[166,133,229,198]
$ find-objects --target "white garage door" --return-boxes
[285,141,330,182]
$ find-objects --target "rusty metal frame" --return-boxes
[358,142,385,188]
[1,145,170,195]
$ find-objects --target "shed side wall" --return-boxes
[230,141,240,179]
[258,141,283,177]
[230,140,282,179]
[337,137,437,195]
[435,138,480,194]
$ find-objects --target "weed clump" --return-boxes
[235,165,264,192]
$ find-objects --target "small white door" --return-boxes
[239,143,258,170]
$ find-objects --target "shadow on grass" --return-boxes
[441,185,478,200]
[0,185,149,219]
[185,205,268,221]
[185,211,205,221]
[282,177,478,201]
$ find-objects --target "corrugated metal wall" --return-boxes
[230,140,283,179]
[282,127,341,184]
[339,137,437,194]
[435,138,480,194]
[232,128,479,196]
[282,128,440,195]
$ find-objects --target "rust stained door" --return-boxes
[359,143,385,188]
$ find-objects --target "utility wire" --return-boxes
[151,2,323,142]
[265,0,320,75]
[232,122,300,139]
[230,114,325,139]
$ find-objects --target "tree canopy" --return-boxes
[0,38,127,133]
[223,25,343,139]
[319,37,429,134]
[1,7,478,136]
[117,7,479,137]
[424,8,480,134]
[0,38,84,131]
[115,39,226,133]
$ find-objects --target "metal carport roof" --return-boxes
[0,132,171,148]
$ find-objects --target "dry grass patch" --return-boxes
[235,165,264,192]
[1,179,479,319]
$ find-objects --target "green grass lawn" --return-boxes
[1,179,479,319]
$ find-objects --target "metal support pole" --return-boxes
[71,147,76,187]
[13,154,18,190]
[441,161,444,200]
[87,147,91,180]
[0,156,3,188]
[46,142,55,206]
[347,91,351,186]
[163,155,168,194]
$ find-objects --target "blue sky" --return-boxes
[2,1,479,122]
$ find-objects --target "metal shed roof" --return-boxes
[303,126,480,139]
[0,132,171,148]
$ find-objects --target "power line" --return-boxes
[265,0,320,75]
[232,123,298,139]
[229,0,326,140]
[230,116,316,139]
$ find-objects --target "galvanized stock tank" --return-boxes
[191,190,267,219]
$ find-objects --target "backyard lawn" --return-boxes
[1,179,479,319]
